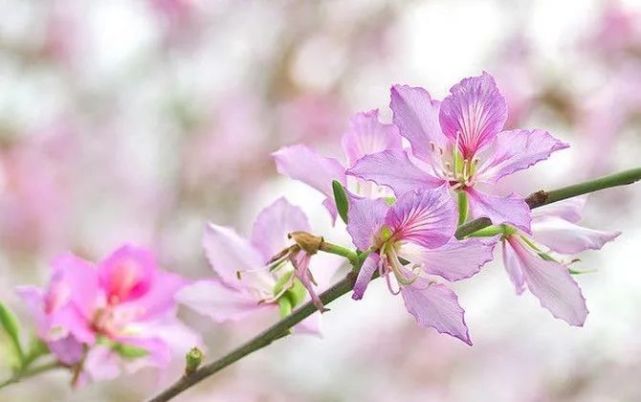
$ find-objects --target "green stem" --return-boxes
[0,361,62,389]
[319,241,359,265]
[147,166,641,402]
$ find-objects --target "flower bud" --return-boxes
[185,347,203,375]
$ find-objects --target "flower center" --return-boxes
[430,140,479,189]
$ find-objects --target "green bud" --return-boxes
[332,180,349,224]
[278,296,292,318]
[273,271,294,296]
[185,347,203,375]
[284,278,306,308]
[0,302,24,362]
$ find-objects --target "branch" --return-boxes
[147,166,641,402]
[0,361,63,389]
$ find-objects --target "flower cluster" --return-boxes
[0,72,622,391]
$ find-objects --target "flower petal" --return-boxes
[532,216,621,254]
[341,109,402,167]
[250,197,311,262]
[501,239,526,294]
[400,238,495,281]
[347,149,444,197]
[439,72,507,158]
[98,245,156,304]
[532,197,586,223]
[202,223,268,289]
[293,312,322,337]
[175,280,267,322]
[476,129,569,183]
[346,193,389,250]
[386,187,457,249]
[272,144,346,200]
[401,279,471,345]
[352,253,380,300]
[508,237,588,326]
[390,85,447,165]
[52,253,100,320]
[466,188,531,232]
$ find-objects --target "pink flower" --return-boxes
[16,245,197,383]
[347,186,494,344]
[501,197,620,326]
[273,109,402,221]
[348,73,568,232]
[176,198,334,335]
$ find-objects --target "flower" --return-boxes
[500,197,620,325]
[16,245,198,384]
[272,109,401,221]
[348,72,568,232]
[176,198,336,335]
[347,186,494,344]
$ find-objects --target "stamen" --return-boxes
[384,271,401,295]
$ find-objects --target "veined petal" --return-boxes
[532,216,621,254]
[401,279,471,345]
[347,149,444,197]
[532,197,586,223]
[439,72,507,158]
[386,187,457,249]
[341,109,402,167]
[272,144,346,199]
[175,280,268,322]
[346,193,389,250]
[501,239,526,294]
[477,129,569,183]
[466,188,531,232]
[352,253,380,300]
[400,238,495,281]
[390,85,447,165]
[203,223,269,290]
[508,237,588,326]
[250,197,311,262]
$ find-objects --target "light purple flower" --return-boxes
[17,245,198,383]
[273,109,402,221]
[176,198,331,335]
[348,73,569,231]
[501,197,620,326]
[347,186,494,345]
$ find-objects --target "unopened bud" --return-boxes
[288,231,323,255]
[185,347,203,375]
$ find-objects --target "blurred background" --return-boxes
[1,0,641,401]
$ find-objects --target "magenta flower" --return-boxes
[501,197,620,325]
[347,186,494,344]
[273,109,401,221]
[348,73,568,231]
[16,245,197,383]
[176,198,333,335]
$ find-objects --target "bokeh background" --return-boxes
[1,0,641,401]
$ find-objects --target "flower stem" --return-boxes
[147,166,641,402]
[0,361,63,389]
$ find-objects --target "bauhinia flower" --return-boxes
[273,109,401,221]
[17,245,198,384]
[176,198,336,335]
[347,186,495,344]
[348,72,568,231]
[498,197,620,325]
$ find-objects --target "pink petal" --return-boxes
[48,336,85,365]
[347,149,444,197]
[476,129,569,183]
[439,72,507,158]
[250,197,311,262]
[294,312,322,337]
[466,188,531,232]
[175,280,268,322]
[400,238,495,281]
[352,253,380,300]
[532,216,621,254]
[508,237,588,326]
[202,223,268,289]
[98,245,156,304]
[532,197,586,223]
[346,193,389,250]
[119,270,185,320]
[390,85,447,165]
[401,279,471,345]
[52,253,100,320]
[272,144,346,200]
[501,239,526,294]
[386,187,457,249]
[341,109,402,167]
